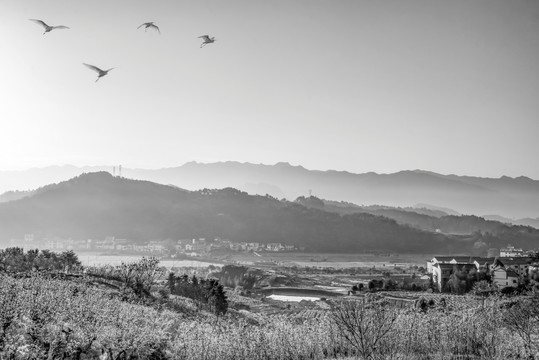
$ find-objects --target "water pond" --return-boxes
[267,294,321,302]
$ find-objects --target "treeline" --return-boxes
[0,247,81,273]
[167,274,228,315]
[360,276,430,292]
[444,266,492,294]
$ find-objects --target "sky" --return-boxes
[1,0,538,178]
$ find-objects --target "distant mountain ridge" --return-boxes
[0,190,35,203]
[295,196,539,235]
[1,172,538,253]
[1,162,538,219]
[0,172,454,253]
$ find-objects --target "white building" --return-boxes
[500,245,524,257]
[427,256,474,275]
[266,243,284,252]
[493,257,533,278]
[492,267,519,288]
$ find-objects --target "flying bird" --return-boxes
[138,22,160,34]
[83,63,115,82]
[29,19,69,35]
[198,35,215,48]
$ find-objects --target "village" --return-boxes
[427,245,539,292]
[0,234,300,257]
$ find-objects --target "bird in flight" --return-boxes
[198,35,216,48]
[137,22,160,34]
[83,63,115,82]
[29,19,70,35]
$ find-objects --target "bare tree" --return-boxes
[116,257,164,297]
[503,295,539,358]
[330,297,398,359]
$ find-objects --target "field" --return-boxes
[73,250,432,278]
[212,251,432,269]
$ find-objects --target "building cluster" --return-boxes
[176,238,296,256]
[500,245,525,257]
[427,245,538,292]
[1,234,298,257]
[1,235,164,253]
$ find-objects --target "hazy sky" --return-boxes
[1,0,538,178]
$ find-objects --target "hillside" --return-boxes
[0,172,462,253]
[298,197,508,234]
[0,190,35,203]
[1,162,538,219]
[295,196,539,250]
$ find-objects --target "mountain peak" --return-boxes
[273,162,306,170]
[67,171,116,185]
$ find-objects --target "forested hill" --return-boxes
[0,172,458,253]
[295,196,539,250]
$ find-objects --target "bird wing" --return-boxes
[137,23,147,29]
[52,25,70,30]
[150,24,161,34]
[83,63,104,73]
[29,19,49,29]
[198,35,211,41]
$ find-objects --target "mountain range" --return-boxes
[0,172,447,253]
[295,196,537,236]
[1,162,538,221]
[1,172,538,254]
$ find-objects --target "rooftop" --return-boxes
[505,269,520,278]
[437,263,477,270]
[432,256,475,263]
[496,257,534,266]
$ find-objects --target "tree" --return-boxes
[471,280,498,297]
[167,272,176,293]
[203,279,228,315]
[368,279,383,291]
[503,295,539,358]
[116,257,164,297]
[0,248,81,273]
[0,247,26,272]
[169,274,228,315]
[60,250,81,272]
[382,278,397,291]
[447,266,467,294]
[447,265,487,294]
[330,298,398,359]
[358,283,364,291]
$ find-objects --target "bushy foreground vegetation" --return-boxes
[1,249,539,359]
[1,274,539,359]
[167,274,228,316]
